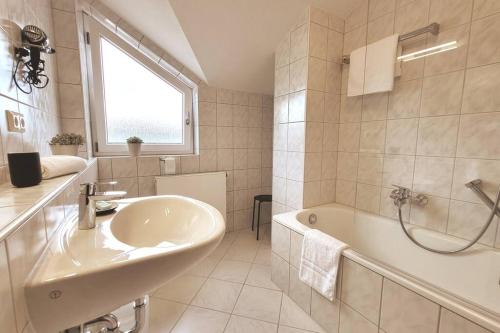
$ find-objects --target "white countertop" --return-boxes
[0,159,96,241]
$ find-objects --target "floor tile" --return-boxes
[148,297,187,333]
[209,245,231,261]
[171,306,230,333]
[191,278,243,313]
[253,246,272,265]
[222,232,239,244]
[185,256,219,277]
[224,315,277,333]
[211,260,252,283]
[224,243,259,262]
[233,285,282,323]
[278,326,315,333]
[154,275,206,304]
[245,264,279,290]
[235,229,260,243]
[279,295,325,333]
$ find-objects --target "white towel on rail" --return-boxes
[347,46,366,97]
[41,156,87,179]
[364,34,399,94]
[299,229,348,301]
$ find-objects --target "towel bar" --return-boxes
[341,22,440,65]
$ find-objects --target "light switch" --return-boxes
[5,110,25,133]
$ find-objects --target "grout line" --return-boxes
[377,277,385,329]
[276,287,284,329]
[341,300,380,328]
[435,306,442,333]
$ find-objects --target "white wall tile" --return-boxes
[137,157,160,177]
[111,157,138,178]
[416,116,459,157]
[43,192,66,240]
[339,303,378,333]
[438,308,491,333]
[289,266,312,313]
[138,176,155,197]
[0,241,16,333]
[380,279,440,333]
[413,156,454,197]
[311,290,340,333]
[271,252,289,293]
[447,200,498,246]
[457,112,500,160]
[6,211,47,331]
[290,24,309,62]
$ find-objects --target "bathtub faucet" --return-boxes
[390,185,428,208]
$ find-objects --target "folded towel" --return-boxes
[299,229,348,301]
[41,156,87,179]
[364,34,399,95]
[347,46,366,97]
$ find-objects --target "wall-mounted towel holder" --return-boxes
[341,22,440,65]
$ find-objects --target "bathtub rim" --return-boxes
[273,203,500,333]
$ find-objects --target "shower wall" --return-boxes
[273,0,500,249]
[336,0,500,248]
[272,7,344,212]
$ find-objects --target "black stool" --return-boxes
[251,194,272,240]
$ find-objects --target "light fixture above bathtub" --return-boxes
[397,41,458,62]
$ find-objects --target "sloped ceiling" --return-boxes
[101,0,206,81]
[100,0,364,94]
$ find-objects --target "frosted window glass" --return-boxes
[100,37,184,144]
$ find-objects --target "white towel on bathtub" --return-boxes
[299,229,348,301]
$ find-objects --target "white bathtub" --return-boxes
[273,203,500,332]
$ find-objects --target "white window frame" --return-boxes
[84,14,194,156]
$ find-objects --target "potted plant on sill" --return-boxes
[49,133,84,156]
[126,136,143,156]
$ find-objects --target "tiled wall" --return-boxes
[50,0,91,157]
[271,220,494,333]
[97,87,274,232]
[0,0,61,182]
[334,0,500,248]
[0,162,98,333]
[272,7,345,213]
[49,0,211,160]
[49,1,275,232]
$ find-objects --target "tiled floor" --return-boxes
[142,226,325,333]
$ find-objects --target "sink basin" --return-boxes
[111,197,218,248]
[25,195,225,333]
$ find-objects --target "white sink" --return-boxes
[25,195,225,333]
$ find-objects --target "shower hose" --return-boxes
[396,186,500,254]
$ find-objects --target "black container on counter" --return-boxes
[7,152,42,187]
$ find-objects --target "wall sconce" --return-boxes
[13,25,56,94]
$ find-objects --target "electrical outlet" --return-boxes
[5,110,26,133]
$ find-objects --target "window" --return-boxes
[85,15,193,155]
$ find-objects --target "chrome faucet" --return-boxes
[390,185,428,208]
[78,182,127,230]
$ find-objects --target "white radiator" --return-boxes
[155,172,226,220]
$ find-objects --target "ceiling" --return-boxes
[100,0,363,94]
